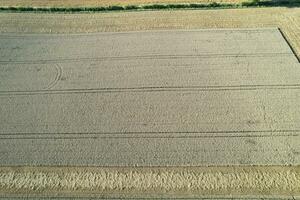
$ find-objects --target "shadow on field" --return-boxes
[243,0,300,8]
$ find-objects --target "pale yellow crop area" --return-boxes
[1,6,300,199]
[1,7,299,59]
[1,166,300,197]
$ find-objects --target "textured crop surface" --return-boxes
[0,29,300,167]
[0,166,300,198]
[0,8,299,59]
[1,8,300,199]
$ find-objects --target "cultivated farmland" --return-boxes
[0,3,300,200]
[1,8,299,58]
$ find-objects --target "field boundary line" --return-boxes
[278,28,300,63]
[0,0,300,13]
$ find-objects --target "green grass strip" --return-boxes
[0,0,299,13]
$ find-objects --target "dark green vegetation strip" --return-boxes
[0,0,299,13]
[0,3,236,12]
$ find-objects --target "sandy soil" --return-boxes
[0,8,299,59]
[0,0,248,7]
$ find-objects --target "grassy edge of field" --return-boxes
[0,166,300,198]
[0,0,299,13]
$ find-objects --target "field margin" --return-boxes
[0,166,300,198]
[0,0,299,13]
